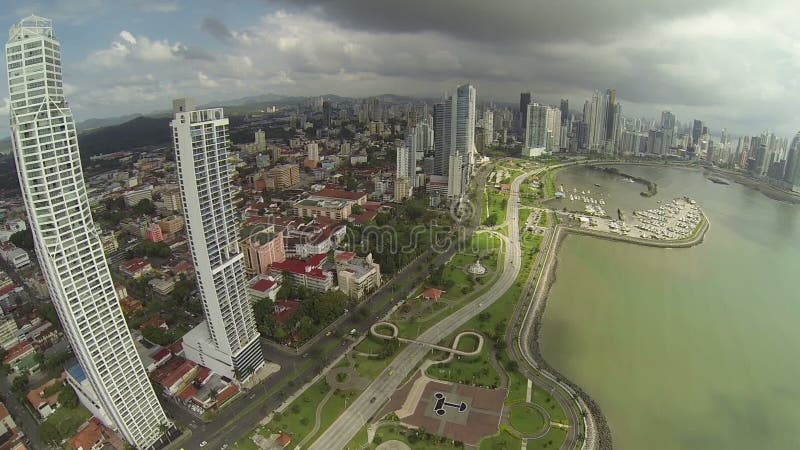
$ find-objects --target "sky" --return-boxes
[2,0,800,140]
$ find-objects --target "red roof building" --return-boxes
[68,418,104,450]
[120,258,152,278]
[310,188,367,205]
[421,288,445,301]
[150,357,198,395]
[270,254,333,292]
[273,300,301,325]
[214,384,239,406]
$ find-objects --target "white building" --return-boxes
[171,99,267,381]
[0,242,30,269]
[5,16,170,449]
[307,142,320,162]
[525,103,548,157]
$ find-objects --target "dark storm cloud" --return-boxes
[201,17,235,42]
[266,0,734,43]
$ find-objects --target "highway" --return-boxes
[309,168,531,450]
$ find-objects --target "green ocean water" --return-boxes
[539,165,800,450]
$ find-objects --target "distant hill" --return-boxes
[78,116,173,158]
[77,113,143,132]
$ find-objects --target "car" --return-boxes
[325,331,332,336]
[200,441,208,447]
[221,445,228,450]
[370,396,376,403]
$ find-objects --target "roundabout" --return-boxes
[508,402,550,438]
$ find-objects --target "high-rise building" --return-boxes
[171,98,266,381]
[783,132,800,192]
[396,146,414,181]
[691,120,703,144]
[524,103,548,156]
[545,107,561,152]
[519,92,532,132]
[307,142,320,162]
[559,99,569,125]
[586,91,606,152]
[5,16,171,449]
[322,100,332,127]
[481,110,494,147]
[434,84,476,198]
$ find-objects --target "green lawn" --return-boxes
[527,427,568,450]
[504,357,529,404]
[518,208,532,230]
[426,345,501,388]
[370,424,465,449]
[484,189,509,225]
[42,406,91,442]
[354,335,387,354]
[261,378,330,443]
[538,211,549,227]
[454,333,480,352]
[478,428,521,450]
[509,404,546,435]
[531,386,568,424]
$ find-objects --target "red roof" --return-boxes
[271,254,328,280]
[313,188,366,201]
[121,257,151,273]
[276,433,292,447]
[177,384,198,401]
[68,419,104,450]
[172,261,193,274]
[0,283,18,297]
[353,210,377,225]
[151,348,171,362]
[140,314,167,331]
[3,340,32,364]
[251,278,277,292]
[151,357,196,389]
[362,201,382,211]
[195,366,211,384]
[273,300,301,325]
[335,251,355,262]
[215,384,239,405]
[421,288,444,301]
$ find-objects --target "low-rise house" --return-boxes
[0,402,23,450]
[120,258,152,278]
[150,357,198,395]
[26,375,64,419]
[247,276,280,301]
[68,417,106,450]
[3,341,35,373]
[0,243,30,270]
[148,277,176,296]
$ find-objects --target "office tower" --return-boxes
[5,16,170,449]
[434,84,476,198]
[647,129,666,155]
[447,153,463,198]
[736,136,751,168]
[560,99,569,125]
[784,132,800,191]
[604,89,616,140]
[254,129,267,152]
[322,100,332,127]
[524,103,548,156]
[519,91,532,132]
[660,111,675,130]
[691,120,703,144]
[409,121,434,161]
[171,99,266,381]
[586,91,606,152]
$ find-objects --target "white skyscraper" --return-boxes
[396,146,414,181]
[306,142,320,162]
[5,16,170,449]
[171,99,266,381]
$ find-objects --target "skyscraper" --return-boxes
[5,16,170,449]
[396,146,414,181]
[519,91,532,132]
[783,132,800,191]
[691,120,703,144]
[434,84,476,198]
[171,99,266,381]
[524,103,548,156]
[559,99,569,126]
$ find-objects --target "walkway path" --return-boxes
[295,389,335,449]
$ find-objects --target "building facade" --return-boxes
[5,16,170,449]
[171,98,265,381]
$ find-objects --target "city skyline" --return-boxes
[1,0,800,139]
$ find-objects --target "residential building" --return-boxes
[240,227,286,276]
[171,98,265,381]
[519,92,532,132]
[335,251,381,300]
[294,198,352,220]
[158,215,184,236]
[394,177,412,203]
[64,363,114,428]
[247,275,280,301]
[26,375,64,419]
[0,403,22,450]
[524,103,548,157]
[5,16,169,448]
[306,142,320,162]
[148,278,176,296]
[123,185,153,207]
[270,254,333,292]
[265,164,300,189]
[0,318,18,350]
[120,258,152,279]
[309,188,368,205]
[0,243,29,269]
[145,223,163,243]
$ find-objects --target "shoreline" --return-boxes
[525,162,711,450]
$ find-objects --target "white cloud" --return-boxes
[197,72,219,88]
[86,32,186,67]
[119,31,137,46]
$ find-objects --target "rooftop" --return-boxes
[311,188,367,201]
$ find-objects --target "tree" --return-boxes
[133,198,156,215]
[11,373,29,398]
[58,385,78,409]
[39,422,61,444]
[142,327,175,346]
[9,228,34,251]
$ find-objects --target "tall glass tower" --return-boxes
[5,16,169,449]
[171,98,265,381]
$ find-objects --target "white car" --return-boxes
[200,441,208,447]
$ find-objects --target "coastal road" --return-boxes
[308,168,531,450]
